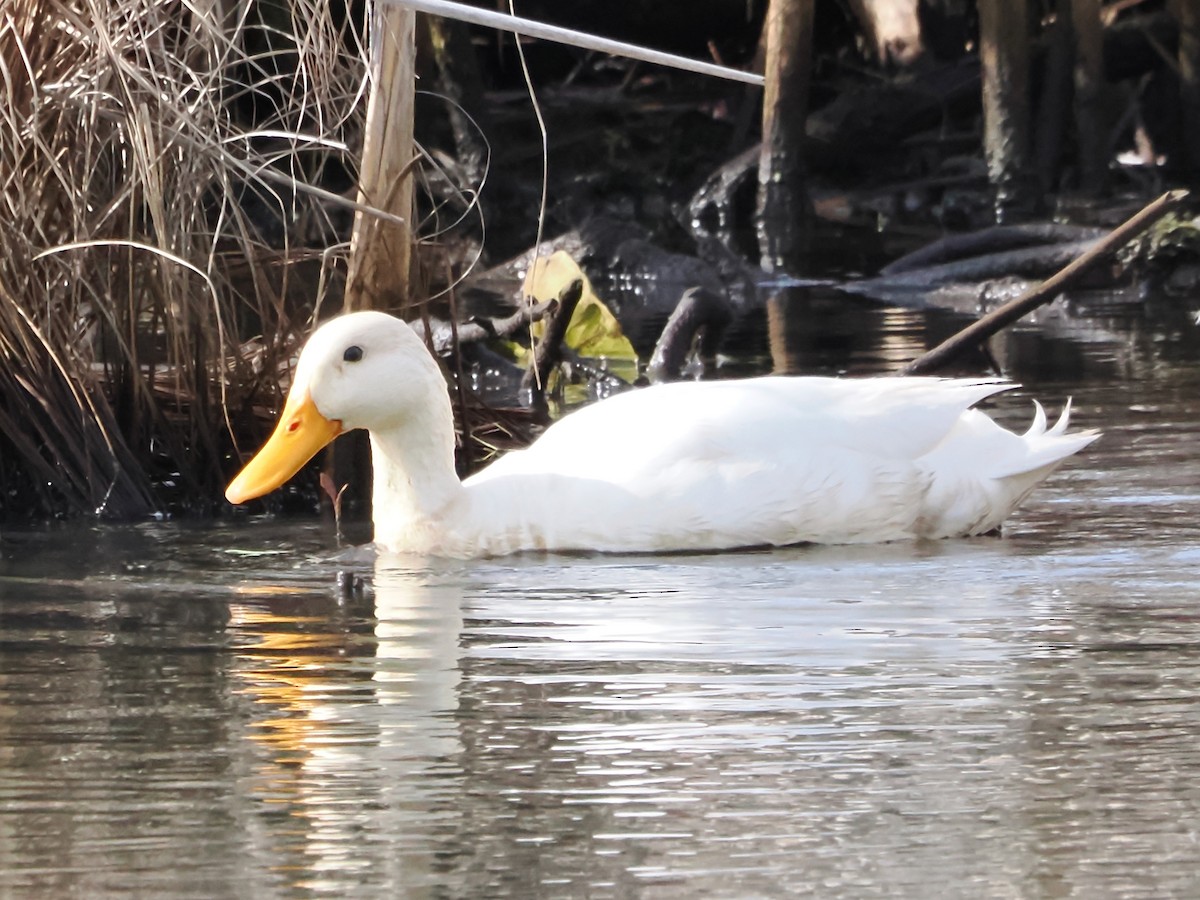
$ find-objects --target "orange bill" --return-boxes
[226,390,342,504]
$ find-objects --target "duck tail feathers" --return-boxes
[1022,399,1048,438]
[1049,397,1074,436]
[1000,398,1099,480]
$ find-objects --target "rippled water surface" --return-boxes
[3,290,1200,897]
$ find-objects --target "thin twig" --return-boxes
[445,270,474,474]
[509,0,552,388]
[899,189,1189,375]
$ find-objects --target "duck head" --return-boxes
[225,311,446,504]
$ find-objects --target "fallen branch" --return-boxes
[523,277,586,403]
[648,286,734,382]
[411,297,558,353]
[899,188,1189,376]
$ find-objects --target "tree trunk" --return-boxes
[1176,0,1200,177]
[1033,12,1073,191]
[344,5,417,314]
[978,0,1036,221]
[756,0,815,274]
[1069,0,1107,194]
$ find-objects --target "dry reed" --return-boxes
[0,0,375,517]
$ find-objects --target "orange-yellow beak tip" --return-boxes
[225,390,342,505]
[224,478,255,507]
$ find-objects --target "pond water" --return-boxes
[3,287,1200,897]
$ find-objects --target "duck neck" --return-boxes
[367,395,463,548]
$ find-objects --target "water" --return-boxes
[3,289,1200,897]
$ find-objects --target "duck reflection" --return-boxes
[228,559,465,896]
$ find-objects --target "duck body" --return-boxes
[226,312,1098,558]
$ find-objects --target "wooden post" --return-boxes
[329,4,417,534]
[978,0,1035,220]
[344,4,417,314]
[757,0,815,274]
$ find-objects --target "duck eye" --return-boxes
[343,345,363,363]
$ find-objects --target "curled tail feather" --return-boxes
[917,399,1099,538]
[999,398,1099,480]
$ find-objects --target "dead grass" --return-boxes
[0,0,372,517]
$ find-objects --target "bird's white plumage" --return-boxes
[278,312,1099,558]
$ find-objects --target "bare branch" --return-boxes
[900,189,1189,375]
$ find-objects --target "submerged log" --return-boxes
[879,224,1107,275]
[847,239,1102,305]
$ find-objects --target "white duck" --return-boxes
[226,311,1098,558]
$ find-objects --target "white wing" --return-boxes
[461,377,1068,552]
